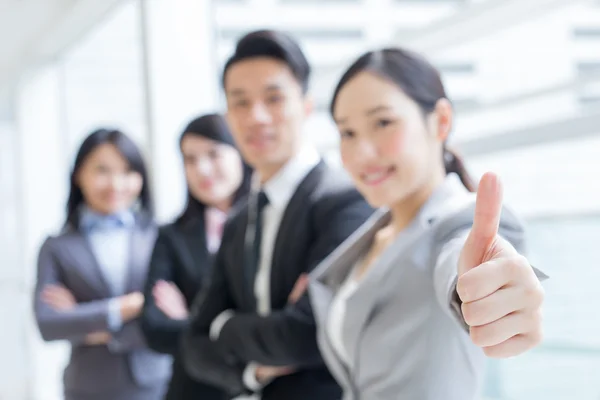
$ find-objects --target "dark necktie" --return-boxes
[244,191,269,302]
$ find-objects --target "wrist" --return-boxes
[119,292,144,321]
[243,362,264,391]
[209,309,235,341]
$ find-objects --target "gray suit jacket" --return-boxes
[308,174,546,400]
[33,215,172,394]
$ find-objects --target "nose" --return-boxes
[354,138,379,160]
[195,157,213,176]
[343,137,378,170]
[109,174,126,191]
[248,102,272,125]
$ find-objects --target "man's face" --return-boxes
[224,57,311,179]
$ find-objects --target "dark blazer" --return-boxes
[182,161,375,400]
[33,214,172,400]
[141,215,227,400]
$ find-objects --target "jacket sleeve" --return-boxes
[216,189,373,366]
[140,229,189,354]
[33,238,114,342]
[107,320,149,353]
[180,220,249,397]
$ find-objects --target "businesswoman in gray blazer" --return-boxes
[307,48,547,400]
[140,114,251,400]
[34,129,171,400]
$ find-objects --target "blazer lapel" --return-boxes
[313,208,389,288]
[309,279,354,391]
[310,207,429,379]
[61,230,113,297]
[180,215,211,281]
[125,220,157,293]
[342,220,428,372]
[307,209,388,387]
[269,161,325,303]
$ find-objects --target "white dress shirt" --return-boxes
[253,146,320,316]
[210,145,321,396]
[205,207,227,254]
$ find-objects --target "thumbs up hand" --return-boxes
[457,172,544,358]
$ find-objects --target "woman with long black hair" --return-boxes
[141,113,251,400]
[34,128,171,400]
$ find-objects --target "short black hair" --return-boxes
[222,30,311,94]
[66,128,152,228]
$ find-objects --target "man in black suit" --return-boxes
[182,30,374,400]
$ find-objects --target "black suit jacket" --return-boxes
[141,216,227,400]
[182,161,374,400]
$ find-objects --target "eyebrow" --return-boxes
[335,105,392,124]
[366,105,392,115]
[227,88,246,97]
[265,83,283,92]
[227,83,283,98]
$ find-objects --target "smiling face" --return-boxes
[333,71,451,209]
[180,133,243,209]
[224,57,312,182]
[76,143,143,215]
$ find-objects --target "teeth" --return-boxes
[363,171,388,183]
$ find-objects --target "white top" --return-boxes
[326,263,360,366]
[253,145,320,316]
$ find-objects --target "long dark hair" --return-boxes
[330,48,476,192]
[176,113,251,225]
[65,129,152,228]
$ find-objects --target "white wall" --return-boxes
[14,63,71,400]
[141,0,219,223]
[0,120,31,399]
[468,136,600,218]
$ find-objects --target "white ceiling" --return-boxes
[0,0,124,110]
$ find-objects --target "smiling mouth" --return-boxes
[247,135,273,149]
[361,166,396,186]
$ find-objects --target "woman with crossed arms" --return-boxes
[141,114,251,400]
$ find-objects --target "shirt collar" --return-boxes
[253,146,321,210]
[79,206,136,232]
[205,207,227,229]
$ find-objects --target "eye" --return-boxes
[266,94,283,105]
[375,118,393,128]
[208,148,220,159]
[339,129,355,139]
[232,99,250,108]
[95,165,110,173]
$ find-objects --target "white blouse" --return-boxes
[326,264,361,366]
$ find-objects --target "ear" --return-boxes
[432,98,453,143]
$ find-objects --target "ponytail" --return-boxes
[443,147,476,192]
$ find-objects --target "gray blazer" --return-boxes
[309,174,543,400]
[33,215,172,395]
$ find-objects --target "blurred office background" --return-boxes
[0,0,599,398]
